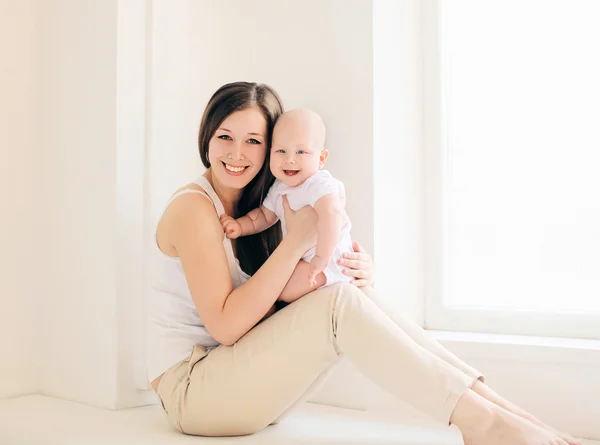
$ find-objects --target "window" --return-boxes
[424,0,600,339]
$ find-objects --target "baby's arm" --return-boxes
[239,206,279,235]
[221,206,278,239]
[308,193,344,285]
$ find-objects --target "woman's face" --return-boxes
[208,107,268,190]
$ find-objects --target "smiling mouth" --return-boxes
[222,161,250,174]
[283,169,300,176]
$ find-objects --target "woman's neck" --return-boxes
[204,169,241,216]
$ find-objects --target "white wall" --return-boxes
[373,0,425,325]
[35,0,158,410]
[0,0,39,399]
[37,0,121,408]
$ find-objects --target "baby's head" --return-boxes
[269,108,328,187]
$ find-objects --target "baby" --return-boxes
[220,108,353,288]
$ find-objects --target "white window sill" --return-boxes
[428,329,600,363]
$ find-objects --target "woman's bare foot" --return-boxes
[471,381,582,445]
[452,389,570,445]
[462,408,571,445]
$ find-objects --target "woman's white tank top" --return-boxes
[146,176,250,383]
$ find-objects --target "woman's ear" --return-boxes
[319,149,329,168]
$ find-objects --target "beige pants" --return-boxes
[156,284,483,436]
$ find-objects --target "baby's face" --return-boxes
[270,113,326,187]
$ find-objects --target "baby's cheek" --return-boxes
[269,160,285,180]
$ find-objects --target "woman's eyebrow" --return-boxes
[218,127,263,137]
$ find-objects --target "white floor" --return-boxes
[0,395,597,445]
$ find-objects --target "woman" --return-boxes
[147,81,580,445]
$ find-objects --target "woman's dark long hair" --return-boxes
[198,82,283,275]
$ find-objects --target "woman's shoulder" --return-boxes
[156,183,218,256]
[173,181,210,196]
[163,183,216,222]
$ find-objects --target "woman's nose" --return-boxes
[228,141,244,160]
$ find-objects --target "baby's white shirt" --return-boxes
[262,170,353,286]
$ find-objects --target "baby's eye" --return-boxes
[275,149,285,154]
[248,138,261,145]
[297,150,306,155]
[218,135,232,141]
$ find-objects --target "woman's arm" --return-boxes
[169,194,316,346]
[307,194,343,286]
[279,240,376,304]
[279,261,326,303]
[312,193,343,262]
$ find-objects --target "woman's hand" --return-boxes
[338,241,376,287]
[282,195,318,252]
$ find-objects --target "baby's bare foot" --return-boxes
[462,405,570,445]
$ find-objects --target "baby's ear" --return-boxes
[319,148,329,168]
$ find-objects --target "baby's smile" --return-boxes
[283,168,300,177]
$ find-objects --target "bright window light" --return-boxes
[442,0,600,312]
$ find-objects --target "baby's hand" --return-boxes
[220,214,242,239]
[308,255,329,287]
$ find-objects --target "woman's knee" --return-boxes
[331,282,368,307]
[313,282,363,301]
[336,282,365,298]
[298,283,366,313]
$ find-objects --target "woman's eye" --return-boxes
[248,138,261,145]
[218,135,232,140]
